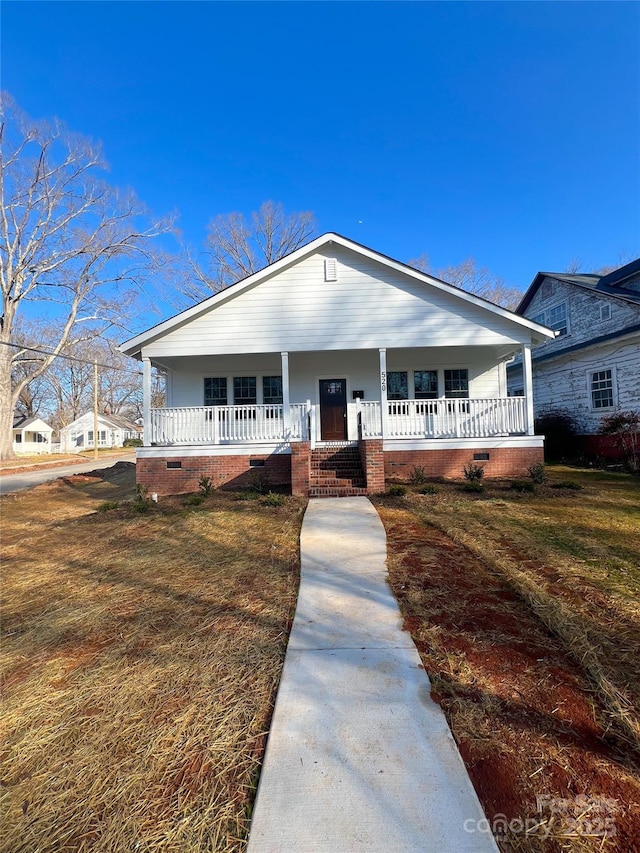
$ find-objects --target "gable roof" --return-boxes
[61,411,142,432]
[517,258,640,313]
[121,232,553,357]
[13,414,52,431]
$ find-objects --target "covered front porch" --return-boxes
[141,344,536,448]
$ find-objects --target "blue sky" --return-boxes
[3,1,640,307]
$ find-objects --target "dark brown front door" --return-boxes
[319,379,347,440]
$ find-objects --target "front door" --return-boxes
[319,379,347,440]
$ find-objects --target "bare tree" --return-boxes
[177,201,316,303]
[408,253,523,310]
[0,93,172,458]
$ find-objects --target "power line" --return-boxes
[0,340,143,375]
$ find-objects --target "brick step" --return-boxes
[309,476,367,488]
[310,454,361,464]
[311,463,364,474]
[308,486,370,497]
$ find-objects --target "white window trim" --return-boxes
[586,365,617,411]
[547,301,570,337]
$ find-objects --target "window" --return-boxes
[600,304,611,321]
[387,371,408,400]
[262,376,283,405]
[233,376,257,405]
[88,431,94,443]
[204,377,227,407]
[414,370,438,399]
[15,434,22,443]
[531,312,546,325]
[98,430,107,446]
[548,302,568,337]
[444,369,469,398]
[590,369,614,409]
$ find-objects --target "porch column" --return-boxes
[522,344,535,436]
[379,348,388,439]
[281,351,291,439]
[142,357,152,446]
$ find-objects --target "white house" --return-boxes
[12,414,54,454]
[59,411,142,453]
[508,258,640,454]
[121,233,554,497]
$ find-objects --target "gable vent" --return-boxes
[324,258,338,281]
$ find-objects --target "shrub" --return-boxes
[527,462,547,484]
[461,480,484,493]
[247,470,270,494]
[510,480,535,493]
[132,483,151,512]
[408,466,428,485]
[123,437,143,447]
[97,500,120,512]
[463,461,485,481]
[262,492,287,507]
[418,484,439,495]
[599,410,640,473]
[386,485,407,497]
[198,475,214,497]
[534,408,578,461]
[234,490,260,501]
[185,495,204,506]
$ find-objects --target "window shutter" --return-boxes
[324,258,338,281]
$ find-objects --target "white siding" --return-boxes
[162,347,505,410]
[143,246,530,358]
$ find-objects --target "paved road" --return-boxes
[0,455,135,495]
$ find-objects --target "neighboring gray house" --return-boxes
[508,258,640,443]
[59,411,142,452]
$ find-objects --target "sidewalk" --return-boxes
[247,497,498,853]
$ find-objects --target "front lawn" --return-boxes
[1,467,304,852]
[374,465,640,852]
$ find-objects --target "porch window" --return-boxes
[414,370,438,399]
[444,369,469,398]
[388,371,408,400]
[262,376,283,405]
[204,377,227,407]
[15,434,22,443]
[590,369,614,409]
[234,376,257,405]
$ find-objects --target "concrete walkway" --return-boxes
[247,497,498,853]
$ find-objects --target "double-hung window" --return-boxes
[233,377,257,405]
[548,303,568,337]
[590,369,614,409]
[414,370,438,399]
[387,371,408,400]
[204,377,227,407]
[262,376,283,405]
[444,369,469,398]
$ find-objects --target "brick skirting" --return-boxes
[384,446,544,481]
[137,444,544,496]
[137,453,291,497]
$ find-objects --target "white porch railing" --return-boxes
[149,397,527,446]
[360,397,527,439]
[149,404,309,446]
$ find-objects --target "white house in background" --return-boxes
[508,258,640,454]
[120,233,554,497]
[12,414,54,454]
[59,411,142,453]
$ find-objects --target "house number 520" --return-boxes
[380,371,386,393]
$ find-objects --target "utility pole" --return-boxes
[93,359,99,460]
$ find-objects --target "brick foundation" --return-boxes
[291,442,311,497]
[359,438,385,493]
[384,446,544,481]
[137,452,292,497]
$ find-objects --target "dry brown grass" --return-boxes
[1,467,304,852]
[401,467,640,752]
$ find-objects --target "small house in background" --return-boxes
[59,412,142,453]
[121,232,554,497]
[12,414,54,454]
[508,258,640,457]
